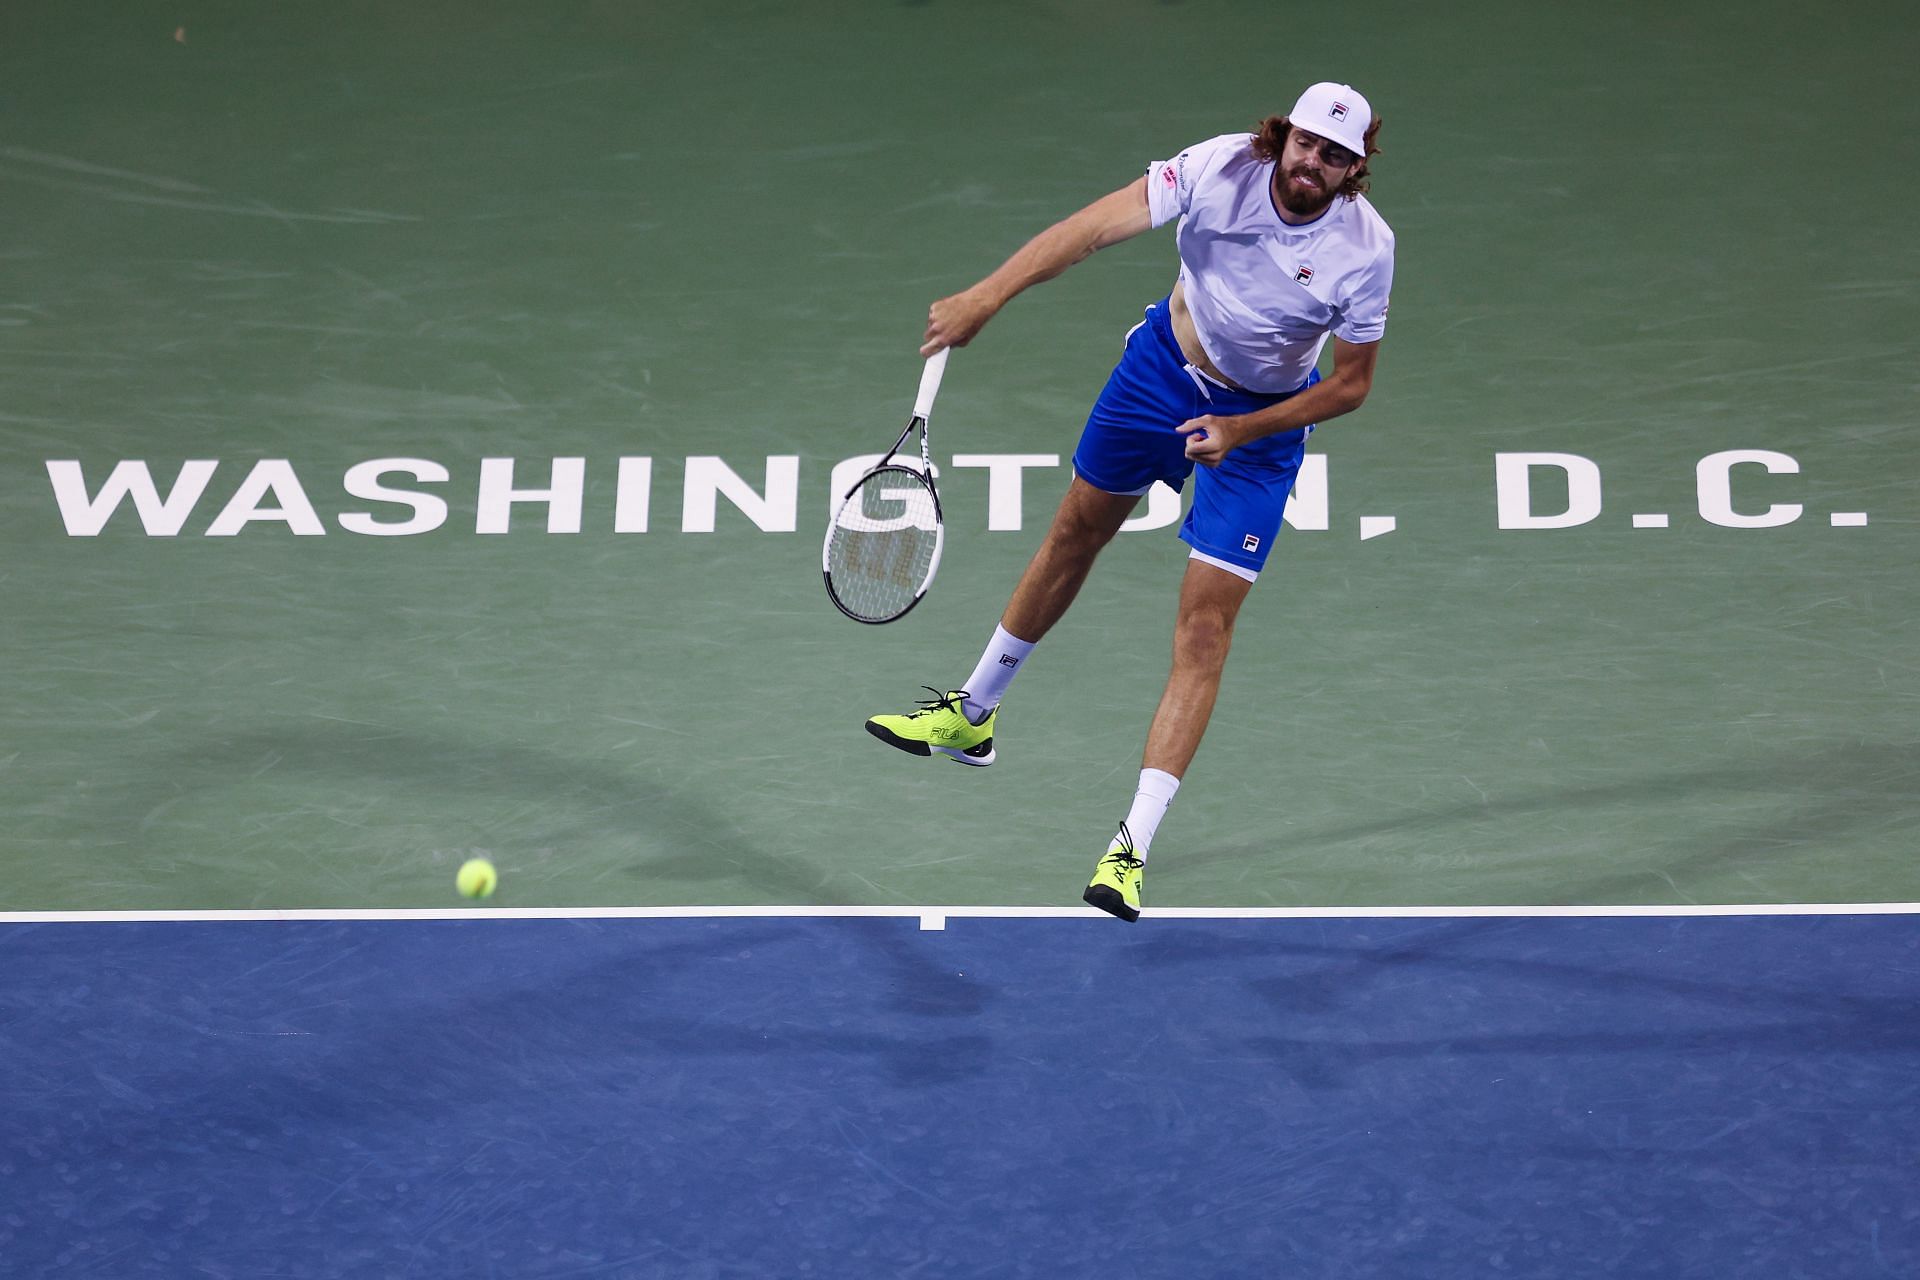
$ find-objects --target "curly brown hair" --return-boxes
[1248,114,1382,201]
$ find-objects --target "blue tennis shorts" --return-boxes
[1071,298,1319,579]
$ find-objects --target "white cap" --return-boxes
[1288,82,1371,157]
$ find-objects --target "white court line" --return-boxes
[2,903,1918,930]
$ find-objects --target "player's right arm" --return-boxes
[920,177,1152,356]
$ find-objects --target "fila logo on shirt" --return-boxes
[1294,264,1315,286]
[1329,101,1350,122]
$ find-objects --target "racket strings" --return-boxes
[825,466,941,623]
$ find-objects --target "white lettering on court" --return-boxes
[682,456,799,532]
[476,457,585,534]
[45,460,220,536]
[339,459,450,536]
[827,454,940,524]
[1282,455,1328,531]
[1697,450,1802,528]
[825,454,941,534]
[949,454,1059,531]
[205,460,326,536]
[615,457,652,534]
[1496,452,1603,530]
[38,451,1863,540]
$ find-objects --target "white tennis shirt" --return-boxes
[1146,133,1395,394]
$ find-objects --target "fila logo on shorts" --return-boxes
[1243,534,1261,552]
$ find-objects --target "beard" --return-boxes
[1276,166,1338,218]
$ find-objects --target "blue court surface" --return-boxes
[3,911,1916,1277]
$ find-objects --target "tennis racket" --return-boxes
[822,348,950,624]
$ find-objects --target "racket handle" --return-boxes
[914,347,950,420]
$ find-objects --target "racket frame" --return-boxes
[822,351,950,624]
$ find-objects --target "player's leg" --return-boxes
[956,303,1202,721]
[1083,558,1252,921]
[1085,419,1305,919]
[861,478,1136,766]
[997,475,1141,644]
[867,301,1191,766]
[1141,556,1257,777]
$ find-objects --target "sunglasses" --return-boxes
[1293,131,1360,169]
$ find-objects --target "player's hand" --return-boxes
[921,287,998,356]
[1179,415,1238,466]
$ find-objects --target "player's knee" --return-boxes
[1172,609,1235,669]
[1049,504,1118,557]
[1064,515,1118,557]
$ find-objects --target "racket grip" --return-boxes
[914,347,950,420]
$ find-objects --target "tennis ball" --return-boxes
[456,858,498,900]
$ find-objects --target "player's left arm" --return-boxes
[1180,336,1380,466]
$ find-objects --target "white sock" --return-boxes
[1119,768,1181,860]
[959,624,1035,724]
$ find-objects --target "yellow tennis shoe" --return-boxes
[864,687,997,766]
[1083,824,1144,922]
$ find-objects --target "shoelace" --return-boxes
[906,686,972,718]
[1104,821,1144,872]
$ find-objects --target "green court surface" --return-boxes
[2,0,1915,913]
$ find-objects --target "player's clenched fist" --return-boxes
[1179,416,1238,467]
[921,288,1000,356]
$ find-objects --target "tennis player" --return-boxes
[865,82,1395,921]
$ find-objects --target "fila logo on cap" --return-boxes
[1329,101,1349,121]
